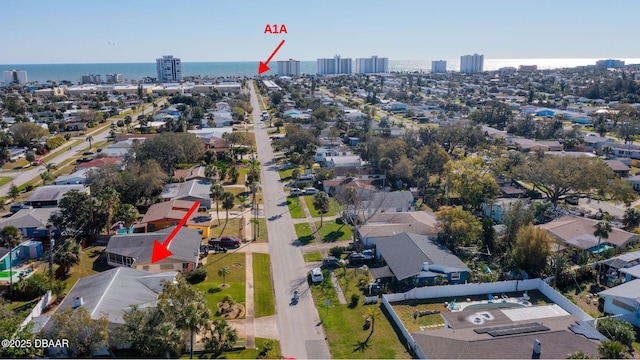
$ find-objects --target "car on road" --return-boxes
[82,151,95,156]
[208,236,241,248]
[321,256,343,269]
[10,203,33,213]
[31,159,44,166]
[310,267,324,283]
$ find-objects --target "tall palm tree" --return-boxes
[210,184,225,226]
[43,162,57,172]
[378,157,393,191]
[218,265,231,286]
[313,191,330,227]
[221,192,236,224]
[40,170,51,185]
[594,220,612,285]
[205,165,218,183]
[117,203,139,229]
[1,225,22,298]
[96,186,120,235]
[205,319,238,355]
[549,253,569,288]
[53,240,81,275]
[85,135,94,149]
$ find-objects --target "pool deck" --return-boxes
[0,265,37,284]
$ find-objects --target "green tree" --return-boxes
[221,192,236,223]
[53,240,81,275]
[512,224,551,276]
[136,132,205,174]
[622,207,640,231]
[96,186,120,235]
[566,351,594,359]
[204,319,238,356]
[8,183,19,202]
[10,122,49,146]
[378,157,393,190]
[218,265,231,286]
[45,307,111,358]
[26,151,36,163]
[598,340,628,359]
[121,305,183,358]
[49,190,104,242]
[116,203,139,228]
[549,252,569,288]
[39,170,51,185]
[594,220,612,254]
[0,307,40,358]
[205,164,218,182]
[596,317,636,348]
[445,157,499,210]
[435,206,482,250]
[210,183,225,226]
[0,225,22,299]
[158,277,211,359]
[313,191,330,227]
[501,200,534,251]
[228,166,239,184]
[85,134,94,149]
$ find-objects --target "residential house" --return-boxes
[24,185,87,208]
[105,226,201,272]
[0,240,43,272]
[627,174,640,191]
[322,177,378,196]
[44,267,177,330]
[101,139,138,158]
[138,199,212,238]
[511,138,550,152]
[53,168,89,185]
[8,147,27,161]
[0,207,60,238]
[358,211,438,246]
[161,179,212,209]
[540,215,639,253]
[172,165,210,182]
[598,279,640,327]
[370,232,469,287]
[599,249,640,282]
[604,160,630,177]
[77,157,123,170]
[582,134,614,149]
[324,156,362,168]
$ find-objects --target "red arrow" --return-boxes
[151,201,200,263]
[258,39,285,74]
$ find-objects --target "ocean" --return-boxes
[2,58,640,84]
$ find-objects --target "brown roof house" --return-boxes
[358,211,438,246]
[540,215,639,253]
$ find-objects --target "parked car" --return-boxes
[209,244,228,254]
[82,151,95,156]
[289,188,303,197]
[31,159,44,166]
[10,203,33,213]
[348,252,373,265]
[322,256,343,269]
[304,187,319,195]
[310,267,324,283]
[208,236,241,248]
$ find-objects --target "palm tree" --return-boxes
[313,191,330,227]
[205,165,218,183]
[0,226,22,299]
[598,340,627,359]
[218,265,231,286]
[622,207,640,231]
[85,135,94,149]
[44,162,57,172]
[210,184,225,226]
[96,186,120,235]
[54,240,81,275]
[39,170,51,185]
[221,192,236,223]
[594,220,612,285]
[117,203,139,229]
[205,319,238,355]
[366,307,381,337]
[378,157,393,191]
[549,253,569,288]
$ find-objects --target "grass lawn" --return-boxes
[253,253,275,318]
[315,221,353,243]
[252,218,268,242]
[0,177,12,187]
[294,223,315,244]
[179,337,281,359]
[287,197,306,219]
[210,217,244,240]
[304,196,341,218]
[310,268,411,359]
[61,246,110,292]
[195,252,246,319]
[303,251,323,262]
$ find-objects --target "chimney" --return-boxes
[532,339,541,359]
[422,262,429,271]
[73,297,84,309]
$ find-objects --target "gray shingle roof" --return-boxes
[25,185,86,203]
[0,207,59,229]
[106,226,201,265]
[376,232,468,281]
[599,279,640,301]
[55,267,177,324]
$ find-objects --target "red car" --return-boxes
[208,236,241,248]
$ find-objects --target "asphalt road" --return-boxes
[249,82,331,359]
[0,100,164,198]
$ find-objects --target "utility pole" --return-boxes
[46,224,54,277]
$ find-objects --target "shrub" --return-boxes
[350,294,360,307]
[45,135,66,150]
[186,267,207,284]
[596,317,635,347]
[25,151,36,162]
[329,246,345,258]
[63,133,72,141]
[13,273,49,300]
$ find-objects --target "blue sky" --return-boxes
[1,0,638,64]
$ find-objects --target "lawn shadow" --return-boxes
[92,252,113,272]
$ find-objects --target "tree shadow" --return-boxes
[298,235,315,245]
[352,335,372,353]
[321,230,345,243]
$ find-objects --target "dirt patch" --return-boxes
[219,284,231,289]
[231,263,243,269]
[217,302,245,319]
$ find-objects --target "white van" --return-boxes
[310,267,324,283]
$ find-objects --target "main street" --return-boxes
[249,81,331,359]
[0,99,165,198]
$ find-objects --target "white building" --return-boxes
[105,73,123,83]
[276,58,300,76]
[354,55,388,74]
[460,53,484,73]
[3,70,28,86]
[156,55,182,82]
[317,55,352,75]
[81,74,102,84]
[431,60,447,73]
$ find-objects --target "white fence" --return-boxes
[21,290,53,329]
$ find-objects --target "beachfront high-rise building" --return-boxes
[431,60,447,73]
[595,59,625,69]
[317,55,352,75]
[354,56,388,74]
[460,54,484,73]
[3,70,28,86]
[81,74,102,84]
[105,73,123,83]
[276,59,301,76]
[156,55,182,82]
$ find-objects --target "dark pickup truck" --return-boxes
[208,236,241,248]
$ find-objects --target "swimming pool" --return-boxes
[463,301,527,311]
